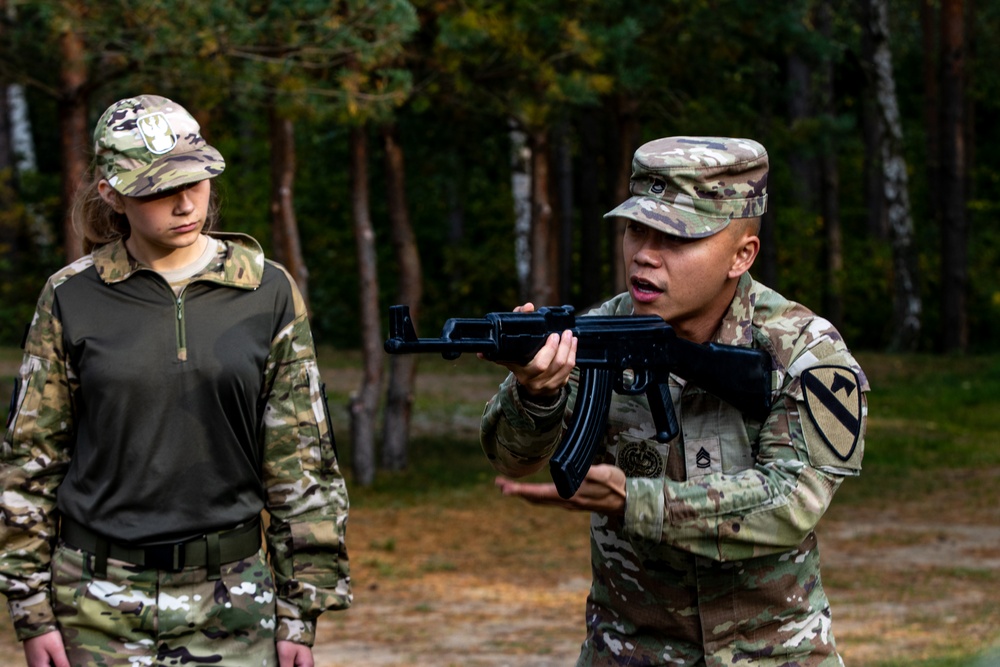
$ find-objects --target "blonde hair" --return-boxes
[71,171,221,255]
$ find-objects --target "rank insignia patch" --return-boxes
[801,365,863,462]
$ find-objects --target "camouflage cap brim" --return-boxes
[604,194,752,238]
[108,145,226,197]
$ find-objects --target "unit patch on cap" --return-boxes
[801,365,863,468]
[137,113,177,155]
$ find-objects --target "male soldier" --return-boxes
[481,136,867,666]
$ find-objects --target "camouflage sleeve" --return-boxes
[0,280,74,640]
[480,372,569,478]
[260,276,351,647]
[625,345,868,562]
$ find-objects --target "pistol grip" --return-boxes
[646,382,679,443]
[549,367,613,499]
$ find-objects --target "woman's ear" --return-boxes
[97,180,125,213]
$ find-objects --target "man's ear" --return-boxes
[729,233,760,279]
[97,180,125,213]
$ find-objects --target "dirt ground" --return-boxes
[310,468,1000,667]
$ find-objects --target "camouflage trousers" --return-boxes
[576,626,846,667]
[51,543,278,666]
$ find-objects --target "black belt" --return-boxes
[59,515,262,580]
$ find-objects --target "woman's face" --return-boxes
[99,179,212,269]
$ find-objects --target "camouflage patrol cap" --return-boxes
[94,94,225,197]
[604,136,768,238]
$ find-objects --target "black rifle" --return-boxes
[384,305,772,499]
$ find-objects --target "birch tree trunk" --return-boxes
[381,122,421,471]
[940,0,968,353]
[0,85,9,174]
[348,125,382,486]
[865,0,922,351]
[3,0,36,178]
[6,85,35,175]
[509,122,532,304]
[859,0,887,240]
[268,106,310,311]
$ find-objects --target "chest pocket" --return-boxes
[678,388,754,479]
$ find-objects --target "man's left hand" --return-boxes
[495,464,626,515]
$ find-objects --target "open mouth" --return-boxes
[630,277,663,303]
[631,277,662,295]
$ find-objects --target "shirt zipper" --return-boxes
[175,289,188,362]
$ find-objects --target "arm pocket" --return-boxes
[5,377,22,429]
[4,356,46,449]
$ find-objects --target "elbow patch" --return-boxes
[799,365,865,472]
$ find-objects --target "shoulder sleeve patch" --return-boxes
[800,365,864,472]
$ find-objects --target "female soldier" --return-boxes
[0,95,351,667]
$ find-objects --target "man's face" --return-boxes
[622,220,747,340]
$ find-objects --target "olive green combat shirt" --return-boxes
[0,234,351,645]
[482,273,868,667]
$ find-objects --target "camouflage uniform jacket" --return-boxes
[0,233,351,644]
[482,273,868,666]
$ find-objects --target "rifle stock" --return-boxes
[384,305,772,498]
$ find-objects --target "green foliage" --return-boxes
[2,0,417,118]
[0,170,62,345]
[2,0,1000,351]
[431,0,625,126]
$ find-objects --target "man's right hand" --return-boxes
[482,303,578,399]
[24,630,70,667]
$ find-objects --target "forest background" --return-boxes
[0,0,998,482]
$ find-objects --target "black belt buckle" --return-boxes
[144,542,186,571]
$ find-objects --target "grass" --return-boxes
[856,352,1000,465]
[871,648,1000,667]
